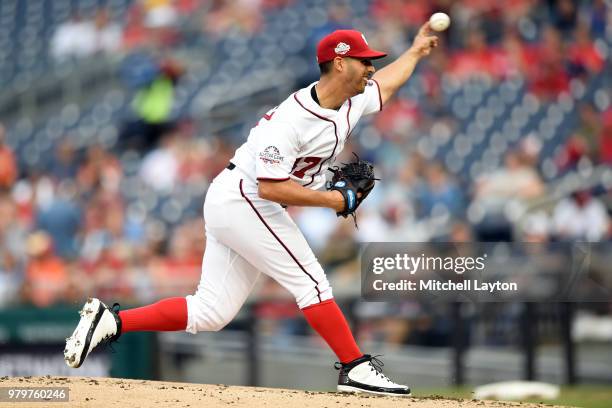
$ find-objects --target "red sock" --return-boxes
[119,297,187,333]
[302,299,362,363]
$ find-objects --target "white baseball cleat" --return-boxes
[336,354,411,397]
[64,298,122,368]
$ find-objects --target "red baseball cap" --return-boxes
[316,29,387,64]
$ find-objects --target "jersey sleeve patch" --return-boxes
[259,146,284,165]
[254,121,299,181]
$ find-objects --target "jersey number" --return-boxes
[291,157,322,179]
[262,106,278,121]
[256,106,279,127]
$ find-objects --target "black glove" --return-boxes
[328,154,377,219]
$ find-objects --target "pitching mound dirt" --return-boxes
[0,377,563,407]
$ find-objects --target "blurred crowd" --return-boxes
[49,0,293,60]
[0,126,231,309]
[1,0,611,348]
[294,0,612,244]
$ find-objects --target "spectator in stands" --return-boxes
[50,12,97,61]
[561,102,601,165]
[119,56,184,152]
[448,220,474,242]
[91,241,137,302]
[496,28,531,78]
[498,0,535,28]
[123,3,150,49]
[567,23,605,77]
[519,211,551,243]
[0,193,28,267]
[599,108,612,165]
[577,103,600,154]
[77,145,122,197]
[140,133,179,192]
[528,26,570,99]
[150,220,202,297]
[51,9,124,61]
[588,0,608,39]
[21,231,69,307]
[177,137,213,185]
[10,173,37,230]
[77,198,141,301]
[0,194,27,306]
[173,131,234,188]
[92,7,123,55]
[556,133,591,172]
[0,124,17,191]
[416,161,464,218]
[550,0,578,38]
[374,99,424,145]
[478,2,506,45]
[518,133,543,168]
[48,139,79,182]
[450,27,495,80]
[202,0,263,38]
[143,0,179,29]
[79,200,112,264]
[0,251,20,307]
[357,193,420,242]
[104,200,145,245]
[472,150,545,240]
[311,2,352,41]
[35,180,82,260]
[318,218,360,273]
[474,150,545,204]
[552,190,610,242]
[557,103,609,171]
[370,0,429,32]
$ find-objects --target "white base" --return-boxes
[474,381,560,400]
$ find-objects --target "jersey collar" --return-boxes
[299,82,349,117]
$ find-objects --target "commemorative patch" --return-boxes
[259,146,284,165]
[334,42,350,55]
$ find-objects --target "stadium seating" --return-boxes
[3,0,611,240]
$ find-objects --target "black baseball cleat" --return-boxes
[335,354,411,397]
[64,298,122,368]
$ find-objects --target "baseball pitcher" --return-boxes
[65,22,439,396]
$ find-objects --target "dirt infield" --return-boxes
[0,377,563,408]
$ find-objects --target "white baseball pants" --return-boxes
[185,168,333,334]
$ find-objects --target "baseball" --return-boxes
[429,12,450,32]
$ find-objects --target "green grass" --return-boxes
[414,385,612,408]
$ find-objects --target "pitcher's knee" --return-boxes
[297,281,333,309]
[185,293,234,333]
[201,317,229,332]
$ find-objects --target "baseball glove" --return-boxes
[328,154,377,222]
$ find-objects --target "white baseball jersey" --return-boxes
[185,79,383,333]
[230,80,382,193]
